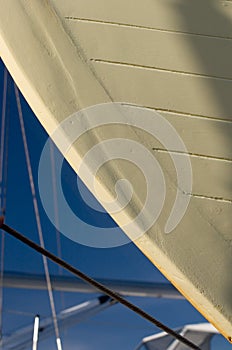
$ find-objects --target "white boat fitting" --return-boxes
[135,323,219,350]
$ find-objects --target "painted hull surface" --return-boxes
[0,0,232,341]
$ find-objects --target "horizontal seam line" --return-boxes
[91,58,232,82]
[122,104,232,123]
[189,193,232,203]
[152,148,232,162]
[65,16,232,41]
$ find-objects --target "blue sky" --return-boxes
[0,59,230,350]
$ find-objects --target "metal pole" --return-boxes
[2,272,183,299]
[32,315,39,350]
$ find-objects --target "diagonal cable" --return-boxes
[49,141,65,310]
[14,84,63,350]
[0,220,202,350]
[0,67,8,345]
[0,68,8,214]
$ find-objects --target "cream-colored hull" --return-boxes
[0,0,232,342]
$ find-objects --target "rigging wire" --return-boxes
[49,140,65,310]
[50,140,63,269]
[0,68,8,344]
[0,68,8,214]
[14,85,63,350]
[0,220,201,350]
[2,83,10,220]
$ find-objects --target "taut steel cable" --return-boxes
[0,219,201,350]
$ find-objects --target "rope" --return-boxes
[0,67,8,344]
[0,220,201,350]
[14,85,63,350]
